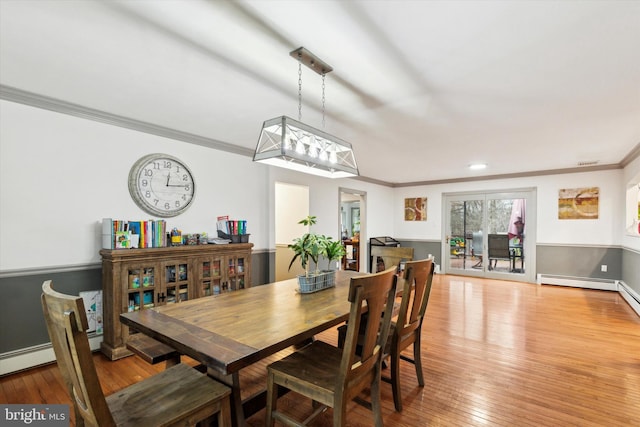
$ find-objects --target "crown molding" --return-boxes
[392,163,622,188]
[0,84,254,158]
[621,142,640,167]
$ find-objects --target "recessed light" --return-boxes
[469,163,487,170]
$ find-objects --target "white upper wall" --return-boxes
[0,100,268,270]
[623,154,640,251]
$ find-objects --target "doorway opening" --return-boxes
[274,182,309,282]
[339,188,366,272]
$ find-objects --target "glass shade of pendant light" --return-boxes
[254,47,359,178]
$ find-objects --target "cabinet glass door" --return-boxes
[199,258,223,296]
[227,255,247,291]
[126,266,156,311]
[165,261,189,303]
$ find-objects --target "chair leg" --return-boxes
[371,375,384,427]
[413,336,425,387]
[265,372,277,427]
[337,325,346,349]
[390,347,403,412]
[333,393,348,427]
[73,405,85,427]
[217,394,232,427]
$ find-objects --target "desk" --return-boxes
[120,270,363,427]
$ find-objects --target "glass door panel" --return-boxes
[444,190,535,283]
[447,197,485,275]
[486,197,526,276]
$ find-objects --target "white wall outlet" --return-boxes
[601,265,608,272]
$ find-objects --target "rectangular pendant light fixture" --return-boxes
[254,115,358,178]
[253,47,359,178]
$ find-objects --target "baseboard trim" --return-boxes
[618,281,640,317]
[536,274,618,291]
[0,335,103,377]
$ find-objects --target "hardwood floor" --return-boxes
[2,274,640,426]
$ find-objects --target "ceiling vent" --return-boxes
[577,161,599,167]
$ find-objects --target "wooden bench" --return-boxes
[126,334,181,368]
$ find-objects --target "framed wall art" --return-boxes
[405,197,427,221]
[558,187,599,219]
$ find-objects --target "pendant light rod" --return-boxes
[290,47,333,75]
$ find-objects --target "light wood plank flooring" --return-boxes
[2,274,639,426]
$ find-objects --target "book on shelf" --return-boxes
[115,231,131,249]
[216,216,248,237]
[102,218,168,249]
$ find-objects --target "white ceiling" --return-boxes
[1,0,639,184]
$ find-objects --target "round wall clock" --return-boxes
[128,153,196,217]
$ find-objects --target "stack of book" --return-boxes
[102,218,168,249]
[216,216,248,239]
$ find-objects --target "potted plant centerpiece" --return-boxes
[289,216,346,293]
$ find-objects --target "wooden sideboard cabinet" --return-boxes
[100,243,252,360]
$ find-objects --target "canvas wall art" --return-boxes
[558,187,599,219]
[405,197,427,221]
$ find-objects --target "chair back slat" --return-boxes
[41,281,116,427]
[339,267,397,396]
[396,259,434,340]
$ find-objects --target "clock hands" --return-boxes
[166,172,189,188]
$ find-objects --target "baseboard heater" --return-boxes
[0,334,102,377]
[537,274,618,291]
[618,281,640,317]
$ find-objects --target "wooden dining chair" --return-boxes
[383,258,434,412]
[371,246,414,273]
[337,258,435,412]
[41,280,232,427]
[265,267,398,427]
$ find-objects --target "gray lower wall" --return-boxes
[536,245,622,279]
[0,267,102,354]
[622,247,640,297]
[396,240,443,269]
[1,245,636,356]
[0,251,272,355]
[398,240,627,282]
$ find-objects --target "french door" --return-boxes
[443,189,536,283]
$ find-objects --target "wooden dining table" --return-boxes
[120,270,364,427]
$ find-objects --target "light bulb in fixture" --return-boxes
[329,150,337,164]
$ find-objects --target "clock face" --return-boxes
[128,154,196,217]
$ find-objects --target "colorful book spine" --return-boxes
[223,219,248,235]
[103,218,170,249]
